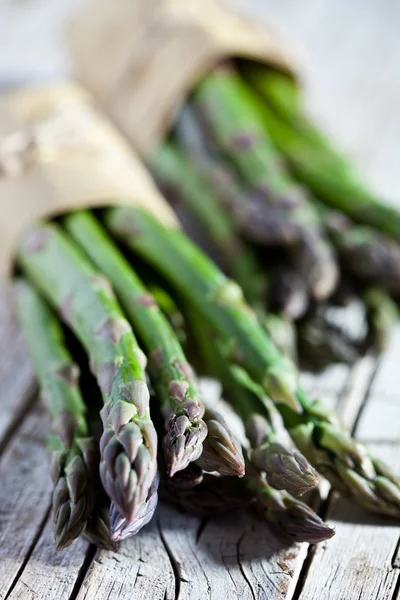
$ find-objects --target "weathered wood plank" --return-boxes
[367,325,400,399]
[6,519,88,600]
[201,511,307,600]
[157,504,252,600]
[0,402,80,600]
[0,286,36,447]
[297,352,400,600]
[75,512,175,600]
[299,446,400,600]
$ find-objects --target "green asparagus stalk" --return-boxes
[107,206,400,517]
[244,65,400,239]
[363,287,399,352]
[64,211,208,477]
[196,407,245,476]
[17,222,157,521]
[192,62,338,300]
[106,205,300,412]
[14,279,97,551]
[150,140,265,305]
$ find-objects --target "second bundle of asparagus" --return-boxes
[148,60,400,366]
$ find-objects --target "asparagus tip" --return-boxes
[163,416,208,477]
[109,473,159,542]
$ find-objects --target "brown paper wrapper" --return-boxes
[69,0,296,157]
[0,82,178,282]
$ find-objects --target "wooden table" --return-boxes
[1,1,400,598]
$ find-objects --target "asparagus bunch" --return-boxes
[107,205,301,412]
[191,62,339,302]
[17,221,158,522]
[146,63,400,368]
[107,205,400,518]
[63,211,245,479]
[150,139,265,306]
[15,279,97,550]
[243,64,400,240]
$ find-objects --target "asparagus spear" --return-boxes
[244,464,334,544]
[109,473,159,542]
[192,62,338,300]
[244,65,400,239]
[107,206,400,517]
[150,140,266,306]
[363,287,399,352]
[106,205,300,412]
[64,211,208,477]
[324,209,400,294]
[196,407,245,477]
[187,305,318,496]
[173,104,299,247]
[17,222,157,521]
[14,279,97,551]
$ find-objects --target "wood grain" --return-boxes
[75,515,175,600]
[297,328,400,600]
[6,519,88,600]
[0,285,36,449]
[0,404,55,600]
